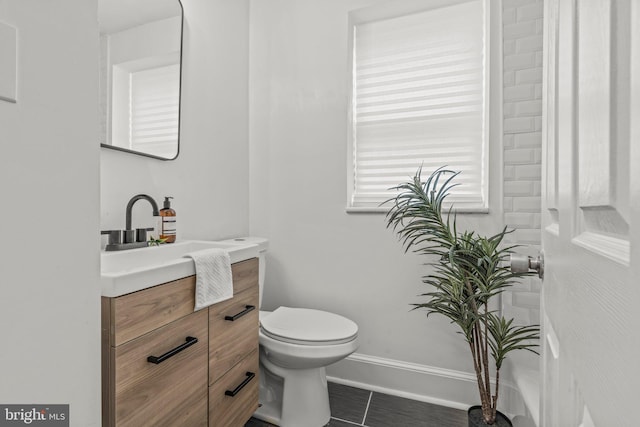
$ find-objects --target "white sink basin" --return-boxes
[101,239,259,297]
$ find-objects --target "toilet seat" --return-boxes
[260,307,358,346]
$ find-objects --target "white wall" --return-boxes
[500,0,544,423]
[249,0,507,407]
[0,1,101,425]
[100,0,250,242]
[502,0,543,329]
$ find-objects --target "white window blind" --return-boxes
[130,63,180,158]
[349,0,489,211]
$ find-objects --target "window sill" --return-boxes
[345,206,490,215]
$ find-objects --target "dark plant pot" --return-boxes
[468,405,513,427]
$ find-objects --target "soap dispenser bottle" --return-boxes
[159,196,177,243]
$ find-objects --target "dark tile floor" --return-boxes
[245,382,468,427]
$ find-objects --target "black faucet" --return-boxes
[101,194,161,251]
[125,194,160,230]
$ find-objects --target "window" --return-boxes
[348,0,491,212]
[129,64,180,157]
[112,60,180,160]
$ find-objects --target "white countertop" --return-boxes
[100,239,260,297]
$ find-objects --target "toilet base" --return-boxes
[254,351,331,427]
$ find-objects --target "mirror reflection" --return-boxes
[99,0,183,160]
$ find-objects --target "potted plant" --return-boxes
[384,167,539,426]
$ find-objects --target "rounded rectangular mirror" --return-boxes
[99,0,183,160]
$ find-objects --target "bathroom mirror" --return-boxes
[99,0,183,160]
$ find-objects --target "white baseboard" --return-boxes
[326,352,534,425]
[326,353,479,411]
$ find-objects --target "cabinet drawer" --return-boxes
[111,309,208,427]
[109,275,197,346]
[209,349,259,427]
[209,286,259,385]
[231,258,259,295]
[107,258,258,347]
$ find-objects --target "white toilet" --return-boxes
[230,237,359,427]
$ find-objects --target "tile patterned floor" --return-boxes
[245,382,468,427]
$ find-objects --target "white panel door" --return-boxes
[541,0,640,425]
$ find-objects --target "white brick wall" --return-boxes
[502,0,543,326]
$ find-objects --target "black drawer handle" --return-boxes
[147,336,198,364]
[224,305,255,321]
[225,372,256,397]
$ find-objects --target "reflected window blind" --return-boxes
[350,0,489,209]
[130,64,180,158]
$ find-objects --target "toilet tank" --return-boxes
[220,237,268,309]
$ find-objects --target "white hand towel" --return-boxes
[186,248,233,311]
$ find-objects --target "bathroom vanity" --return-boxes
[101,257,259,426]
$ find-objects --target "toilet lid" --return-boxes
[260,307,358,346]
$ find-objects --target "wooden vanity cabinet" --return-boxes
[102,257,260,427]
